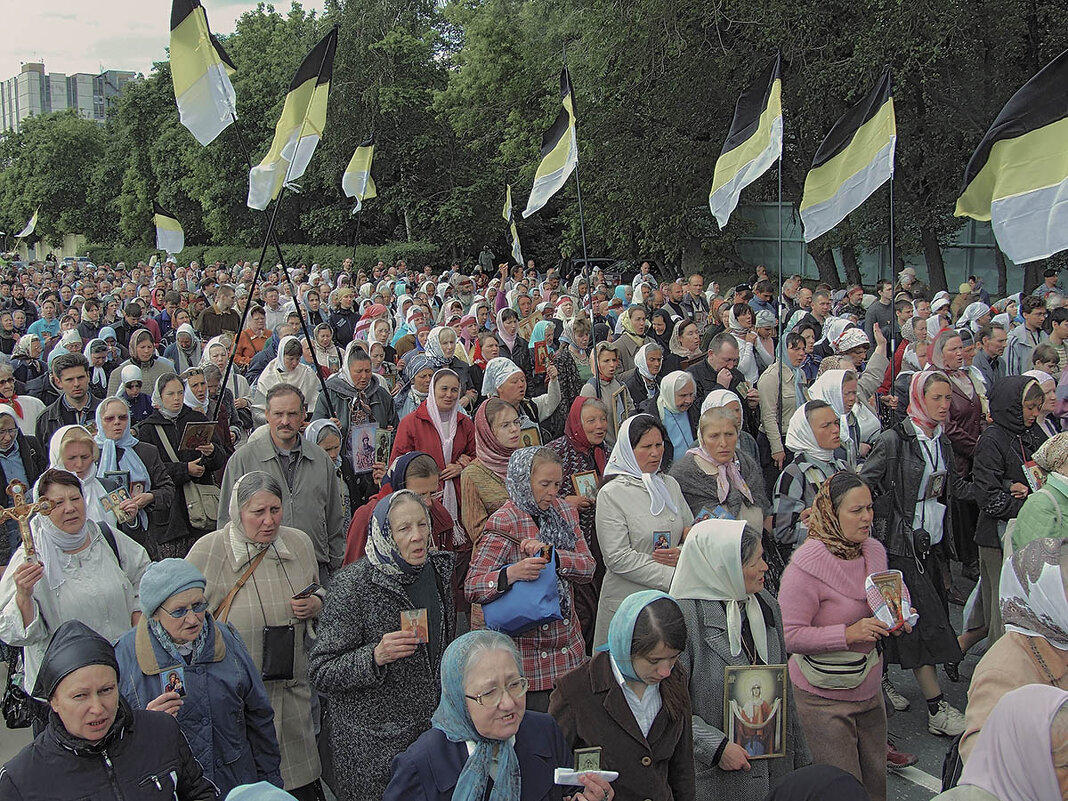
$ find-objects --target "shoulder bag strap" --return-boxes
[214,548,270,623]
[154,425,180,462]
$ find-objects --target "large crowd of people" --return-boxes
[0,252,1066,800]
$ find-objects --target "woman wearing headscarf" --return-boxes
[780,473,902,801]
[396,352,435,418]
[204,335,253,408]
[391,368,476,525]
[550,591,696,801]
[482,356,562,443]
[945,685,1068,801]
[1013,433,1068,549]
[701,388,759,464]
[304,418,359,532]
[0,620,218,801]
[861,371,968,735]
[613,306,649,373]
[530,318,583,440]
[47,424,121,531]
[163,323,203,374]
[808,368,875,469]
[106,329,175,397]
[642,371,698,469]
[970,375,1047,645]
[624,341,663,408]
[647,308,673,351]
[251,335,320,424]
[382,630,610,801]
[187,471,323,799]
[956,301,992,334]
[114,559,283,796]
[465,447,596,711]
[83,337,110,398]
[495,308,533,375]
[460,399,520,549]
[663,319,702,375]
[425,326,476,411]
[594,414,693,646]
[671,521,808,801]
[770,400,848,551]
[959,537,1068,763]
[559,316,593,384]
[94,396,174,556]
[757,331,809,470]
[1024,368,1060,438]
[0,468,150,703]
[134,373,224,559]
[11,333,44,385]
[930,329,987,480]
[46,328,83,367]
[310,489,455,800]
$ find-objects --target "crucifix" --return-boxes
[0,480,53,560]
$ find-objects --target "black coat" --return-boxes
[623,367,659,409]
[328,308,359,346]
[34,394,101,450]
[0,702,218,801]
[136,407,226,545]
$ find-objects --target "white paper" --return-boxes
[554,768,619,785]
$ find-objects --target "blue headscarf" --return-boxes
[603,589,677,682]
[366,489,429,581]
[383,451,431,490]
[613,284,631,309]
[396,352,432,411]
[527,320,555,354]
[431,631,523,801]
[94,396,151,528]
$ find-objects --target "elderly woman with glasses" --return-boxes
[383,630,615,801]
[114,559,282,796]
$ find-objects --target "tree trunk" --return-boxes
[404,207,413,242]
[921,227,948,294]
[809,247,841,288]
[995,246,1008,296]
[1024,261,1041,295]
[840,244,863,287]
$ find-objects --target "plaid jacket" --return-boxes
[771,455,844,548]
[465,499,595,691]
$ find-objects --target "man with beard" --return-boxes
[450,273,476,309]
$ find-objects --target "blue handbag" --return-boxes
[482,552,563,636]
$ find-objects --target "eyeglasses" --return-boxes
[465,677,529,707]
[0,427,17,437]
[160,601,209,619]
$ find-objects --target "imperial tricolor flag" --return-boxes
[502,185,523,265]
[522,67,578,218]
[169,0,237,146]
[247,28,337,211]
[800,70,896,242]
[342,135,377,213]
[709,54,783,228]
[153,203,185,254]
[955,49,1068,264]
[14,209,37,239]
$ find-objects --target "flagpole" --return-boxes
[888,173,896,393]
[351,209,362,263]
[563,44,596,399]
[776,158,784,451]
[223,112,336,420]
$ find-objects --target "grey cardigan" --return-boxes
[676,594,809,801]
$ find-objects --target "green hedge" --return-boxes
[81,241,443,272]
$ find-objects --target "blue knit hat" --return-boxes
[139,558,207,616]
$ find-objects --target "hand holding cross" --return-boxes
[0,480,53,560]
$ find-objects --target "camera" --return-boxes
[910,528,932,557]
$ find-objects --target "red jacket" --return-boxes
[389,401,476,511]
[343,485,457,565]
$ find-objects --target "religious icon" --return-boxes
[520,426,542,448]
[400,608,429,644]
[161,667,187,698]
[724,665,787,759]
[573,747,602,773]
[180,422,216,450]
[350,423,377,474]
[533,341,549,375]
[653,531,671,550]
[374,428,393,465]
[867,570,907,630]
[572,471,598,499]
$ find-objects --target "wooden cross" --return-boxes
[0,480,53,560]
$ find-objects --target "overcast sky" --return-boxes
[3,1,328,81]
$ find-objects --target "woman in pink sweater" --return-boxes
[780,472,909,801]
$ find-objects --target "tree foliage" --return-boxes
[1,0,1066,287]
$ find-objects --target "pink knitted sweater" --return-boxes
[780,536,888,701]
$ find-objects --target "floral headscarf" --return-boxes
[505,447,577,614]
[480,356,523,397]
[366,489,430,584]
[424,326,455,369]
[806,473,864,561]
[1000,537,1068,650]
[668,319,701,359]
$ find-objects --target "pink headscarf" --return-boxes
[907,370,946,435]
[425,368,460,517]
[959,684,1068,801]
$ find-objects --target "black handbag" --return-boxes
[2,649,38,729]
[260,625,295,681]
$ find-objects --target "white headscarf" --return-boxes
[701,388,742,415]
[635,342,662,383]
[656,370,695,416]
[46,425,118,533]
[604,414,678,516]
[669,519,769,663]
[480,356,523,397]
[958,301,991,332]
[785,401,838,463]
[807,369,856,451]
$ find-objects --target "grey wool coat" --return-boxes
[308,552,455,801]
[676,594,810,801]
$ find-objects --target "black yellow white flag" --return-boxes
[800,70,895,243]
[169,0,237,146]
[247,28,337,211]
[14,209,37,239]
[503,185,523,265]
[710,54,783,228]
[523,68,578,219]
[955,50,1068,264]
[153,203,185,254]
[342,135,377,214]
